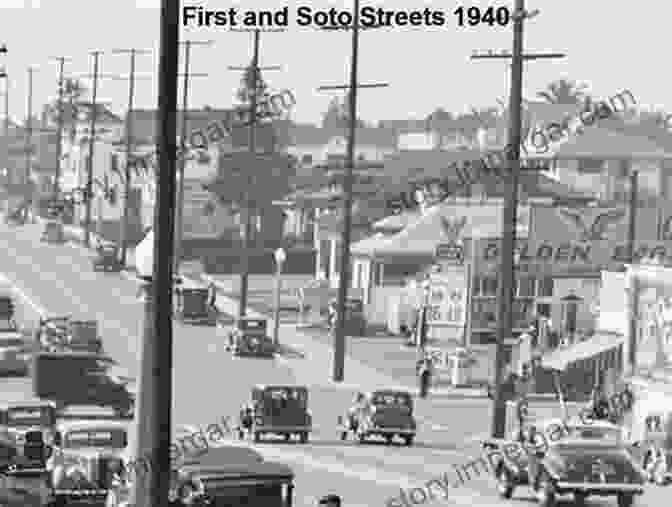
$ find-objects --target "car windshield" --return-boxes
[371,393,411,408]
[6,407,51,426]
[64,429,127,449]
[265,388,306,404]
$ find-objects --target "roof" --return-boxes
[125,109,278,151]
[542,331,625,371]
[351,201,529,259]
[75,102,123,124]
[551,127,672,160]
[179,446,293,479]
[373,211,422,233]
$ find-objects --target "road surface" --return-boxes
[0,221,666,507]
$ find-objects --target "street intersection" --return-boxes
[0,221,666,506]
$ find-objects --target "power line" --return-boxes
[25,67,36,186]
[316,0,389,382]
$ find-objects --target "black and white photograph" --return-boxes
[1,1,672,505]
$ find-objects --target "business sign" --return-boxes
[476,205,672,276]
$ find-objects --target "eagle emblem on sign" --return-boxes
[440,216,467,240]
[558,207,626,241]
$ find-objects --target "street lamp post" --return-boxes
[273,247,286,347]
[418,278,431,352]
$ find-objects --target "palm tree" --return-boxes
[537,79,588,105]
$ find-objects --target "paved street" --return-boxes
[0,221,667,506]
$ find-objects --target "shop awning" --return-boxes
[542,331,625,371]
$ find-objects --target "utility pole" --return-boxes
[112,48,151,266]
[2,72,8,136]
[0,45,7,136]
[174,40,212,275]
[471,1,565,438]
[627,169,639,370]
[228,30,281,319]
[25,67,35,186]
[72,61,124,247]
[84,51,102,247]
[317,0,389,382]
[49,56,69,200]
[130,0,178,506]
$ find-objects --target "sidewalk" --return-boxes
[202,273,490,399]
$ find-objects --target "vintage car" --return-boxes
[32,352,135,419]
[524,417,627,448]
[91,244,122,273]
[239,385,312,443]
[48,420,130,506]
[483,436,646,507]
[228,318,276,358]
[0,435,54,506]
[338,390,416,446]
[173,280,218,326]
[41,219,66,243]
[0,400,58,448]
[107,446,294,506]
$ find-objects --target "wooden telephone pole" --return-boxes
[25,67,36,186]
[50,56,70,199]
[470,0,565,438]
[228,29,282,319]
[73,53,124,247]
[174,39,212,275]
[130,0,179,505]
[317,0,389,382]
[113,48,151,267]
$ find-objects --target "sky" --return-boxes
[0,0,666,127]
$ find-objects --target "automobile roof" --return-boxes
[549,438,627,451]
[35,351,115,360]
[0,399,55,410]
[56,420,129,432]
[254,384,307,390]
[368,389,413,396]
[536,418,620,430]
[178,446,293,479]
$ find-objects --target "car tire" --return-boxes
[617,492,635,507]
[340,431,348,441]
[404,435,414,447]
[357,430,366,444]
[253,432,261,443]
[300,432,308,444]
[496,466,514,499]
[238,430,245,440]
[385,435,393,445]
[574,491,588,506]
[536,472,557,507]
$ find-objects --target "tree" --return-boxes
[537,79,588,105]
[321,93,365,130]
[46,78,88,144]
[235,63,268,105]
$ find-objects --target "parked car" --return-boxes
[238,385,312,443]
[0,294,32,376]
[0,399,58,443]
[228,318,276,358]
[483,434,646,507]
[32,352,135,419]
[34,316,71,352]
[338,390,416,446]
[48,420,130,506]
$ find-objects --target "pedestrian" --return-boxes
[318,493,342,507]
[208,282,217,310]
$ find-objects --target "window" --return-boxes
[537,277,553,297]
[578,158,605,173]
[517,277,536,298]
[482,276,498,297]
